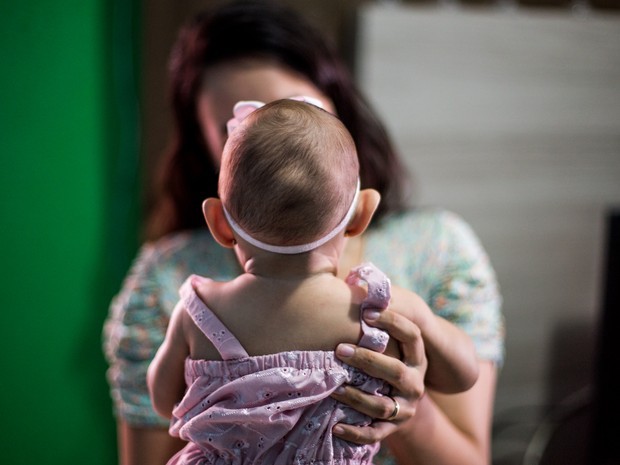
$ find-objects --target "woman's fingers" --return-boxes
[331,304,429,445]
[336,344,411,387]
[363,308,427,372]
[331,385,414,422]
[335,328,426,399]
[332,419,399,445]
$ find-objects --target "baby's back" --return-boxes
[189,273,370,358]
[170,264,393,464]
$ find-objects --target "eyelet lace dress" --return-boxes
[167,263,391,465]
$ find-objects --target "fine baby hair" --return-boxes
[219,98,361,253]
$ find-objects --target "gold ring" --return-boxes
[386,396,400,421]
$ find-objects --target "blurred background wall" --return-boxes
[1,1,618,464]
[356,5,620,464]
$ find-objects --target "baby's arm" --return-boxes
[147,300,190,419]
[389,285,479,393]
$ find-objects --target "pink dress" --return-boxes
[168,263,391,465]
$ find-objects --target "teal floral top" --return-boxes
[103,208,504,464]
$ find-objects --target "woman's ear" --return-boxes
[203,198,236,248]
[345,189,381,238]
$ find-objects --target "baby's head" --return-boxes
[219,99,360,251]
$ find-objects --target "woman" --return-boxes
[103,1,504,464]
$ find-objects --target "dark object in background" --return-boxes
[590,208,620,465]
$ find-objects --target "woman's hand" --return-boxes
[331,308,427,444]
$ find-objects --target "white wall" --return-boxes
[357,3,620,458]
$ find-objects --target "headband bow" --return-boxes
[226,96,325,136]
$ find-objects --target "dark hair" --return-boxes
[146,0,409,240]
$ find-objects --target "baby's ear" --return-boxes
[203,198,236,248]
[345,189,381,238]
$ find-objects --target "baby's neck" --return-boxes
[244,251,338,281]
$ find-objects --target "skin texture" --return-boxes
[118,60,498,465]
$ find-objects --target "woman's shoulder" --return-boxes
[369,207,474,245]
[142,228,214,259]
[133,228,240,281]
[378,206,463,225]
[364,206,495,293]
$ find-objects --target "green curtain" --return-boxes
[0,1,140,463]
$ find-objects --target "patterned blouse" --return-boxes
[103,207,504,464]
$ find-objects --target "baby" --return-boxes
[148,99,478,464]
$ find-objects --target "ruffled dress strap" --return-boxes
[179,276,249,360]
[346,262,391,353]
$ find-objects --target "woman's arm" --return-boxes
[103,242,187,465]
[389,285,479,394]
[385,361,496,465]
[129,302,189,465]
[117,421,186,465]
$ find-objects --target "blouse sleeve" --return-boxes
[102,243,171,427]
[428,211,505,366]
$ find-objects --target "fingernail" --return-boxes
[334,386,346,394]
[364,310,380,321]
[332,425,345,435]
[336,344,355,358]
